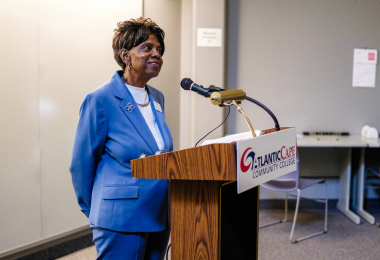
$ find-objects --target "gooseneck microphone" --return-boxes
[180,78,281,131]
[180,78,224,98]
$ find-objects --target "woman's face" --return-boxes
[128,34,163,81]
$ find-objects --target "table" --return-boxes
[352,146,379,224]
[297,135,380,224]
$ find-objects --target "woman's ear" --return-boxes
[120,49,131,65]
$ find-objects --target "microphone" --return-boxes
[181,77,281,131]
[180,78,224,97]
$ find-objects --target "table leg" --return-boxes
[337,148,361,224]
[352,148,375,224]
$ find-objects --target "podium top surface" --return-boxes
[131,142,237,181]
[131,127,297,181]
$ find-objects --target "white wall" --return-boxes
[0,0,142,255]
[179,0,227,149]
[0,0,230,255]
[5,0,380,255]
[227,0,380,200]
[0,0,41,252]
[227,0,380,135]
[144,0,182,151]
[38,0,143,239]
[0,0,228,255]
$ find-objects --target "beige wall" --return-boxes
[227,0,380,135]
[38,0,143,239]
[144,0,182,151]
[144,0,227,150]
[180,0,226,149]
[0,0,143,255]
[227,0,380,200]
[0,0,229,255]
[0,0,41,252]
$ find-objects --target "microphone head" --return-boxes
[180,78,193,90]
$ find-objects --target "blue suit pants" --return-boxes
[90,224,170,260]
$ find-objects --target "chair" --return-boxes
[259,153,328,243]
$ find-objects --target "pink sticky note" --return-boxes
[368,52,375,61]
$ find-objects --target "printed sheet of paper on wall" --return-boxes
[353,48,377,88]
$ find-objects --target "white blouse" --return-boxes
[125,83,165,151]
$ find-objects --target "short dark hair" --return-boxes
[112,17,165,71]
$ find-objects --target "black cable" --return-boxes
[245,96,280,131]
[166,243,171,260]
[195,106,231,147]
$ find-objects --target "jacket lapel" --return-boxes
[111,71,159,154]
[146,86,170,152]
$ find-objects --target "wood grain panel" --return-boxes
[131,143,236,181]
[171,180,220,260]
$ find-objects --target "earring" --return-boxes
[128,64,131,71]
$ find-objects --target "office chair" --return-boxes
[259,153,328,243]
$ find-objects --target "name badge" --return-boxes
[154,101,162,113]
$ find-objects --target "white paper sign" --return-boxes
[197,28,222,47]
[353,49,377,87]
[236,128,297,194]
[201,130,262,146]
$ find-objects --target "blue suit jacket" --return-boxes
[69,71,173,232]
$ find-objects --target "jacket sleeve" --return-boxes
[69,93,107,218]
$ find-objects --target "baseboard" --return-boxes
[0,225,92,260]
[259,199,380,211]
[259,199,338,210]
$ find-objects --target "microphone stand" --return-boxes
[245,96,281,131]
[231,100,257,137]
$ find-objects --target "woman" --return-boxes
[69,18,172,259]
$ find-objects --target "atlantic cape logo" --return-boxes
[240,146,296,178]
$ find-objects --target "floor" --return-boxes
[58,203,380,260]
[57,246,96,260]
[258,207,380,260]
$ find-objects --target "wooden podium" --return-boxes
[131,142,259,260]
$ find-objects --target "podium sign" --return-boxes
[237,128,297,193]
